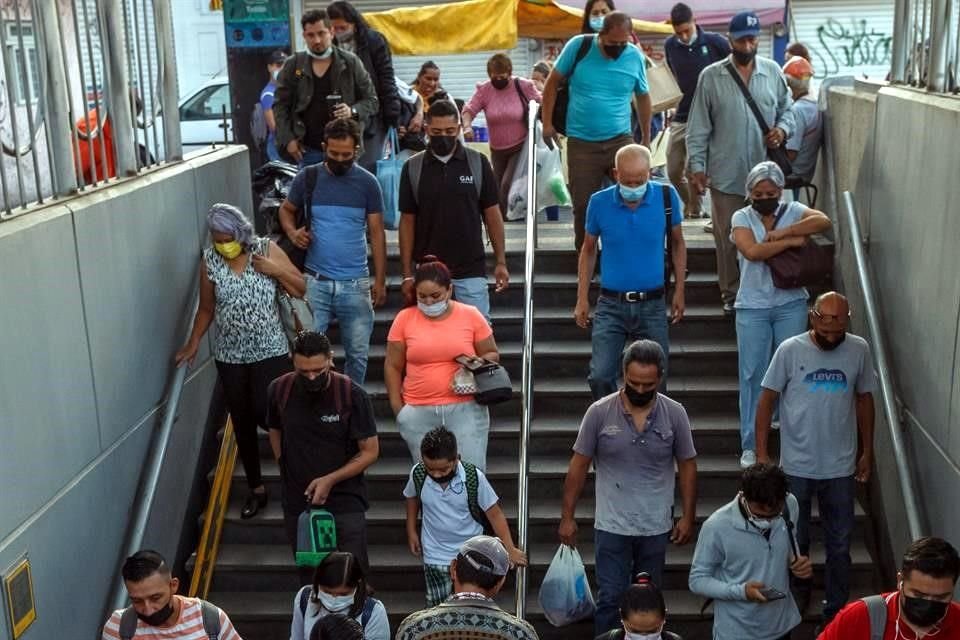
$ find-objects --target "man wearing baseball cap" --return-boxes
[395,535,539,640]
[685,10,796,315]
[259,49,287,162]
[783,56,823,186]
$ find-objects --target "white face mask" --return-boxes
[316,589,356,612]
[742,497,777,530]
[418,299,449,317]
[624,622,664,640]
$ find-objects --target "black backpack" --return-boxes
[276,163,319,271]
[118,600,220,640]
[552,36,594,136]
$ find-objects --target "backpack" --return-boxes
[250,101,268,150]
[298,587,378,627]
[411,460,494,535]
[272,370,353,419]
[118,599,220,640]
[661,184,675,285]
[552,35,594,136]
[407,145,484,206]
[276,163,319,271]
[862,594,890,640]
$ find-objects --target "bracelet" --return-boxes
[402,276,414,282]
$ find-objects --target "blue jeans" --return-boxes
[735,298,808,450]
[594,529,670,635]
[265,135,281,162]
[787,475,856,621]
[307,275,374,385]
[452,276,490,321]
[299,146,324,169]
[588,295,669,400]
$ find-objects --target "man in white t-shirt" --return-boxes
[101,549,242,640]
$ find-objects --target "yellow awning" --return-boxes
[365,0,672,56]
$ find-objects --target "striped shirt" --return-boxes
[101,596,242,640]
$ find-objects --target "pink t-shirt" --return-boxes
[387,301,493,406]
[463,77,542,150]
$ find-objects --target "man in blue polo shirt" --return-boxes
[541,11,651,252]
[664,3,729,218]
[279,117,387,384]
[575,144,686,400]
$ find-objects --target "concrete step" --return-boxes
[201,541,876,594]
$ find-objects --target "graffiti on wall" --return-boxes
[813,18,892,78]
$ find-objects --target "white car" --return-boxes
[176,75,233,150]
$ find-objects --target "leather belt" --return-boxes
[304,268,331,281]
[600,287,665,303]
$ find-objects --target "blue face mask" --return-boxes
[589,15,605,31]
[619,182,649,202]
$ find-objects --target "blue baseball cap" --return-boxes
[729,11,761,40]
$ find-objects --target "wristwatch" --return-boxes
[351,106,358,119]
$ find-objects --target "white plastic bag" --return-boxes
[535,139,571,210]
[538,545,596,627]
[506,137,530,221]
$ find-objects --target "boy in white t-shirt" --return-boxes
[404,427,527,605]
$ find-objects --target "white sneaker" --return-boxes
[740,450,757,468]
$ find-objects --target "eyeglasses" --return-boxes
[812,309,851,324]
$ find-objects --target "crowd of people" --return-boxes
[102,2,957,640]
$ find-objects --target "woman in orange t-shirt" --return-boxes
[385,258,499,470]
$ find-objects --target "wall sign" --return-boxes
[3,557,36,639]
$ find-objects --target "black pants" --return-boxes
[283,508,369,586]
[215,355,291,490]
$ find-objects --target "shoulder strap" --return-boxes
[513,78,529,123]
[662,184,674,283]
[569,35,594,79]
[302,164,319,230]
[299,586,311,617]
[862,595,888,640]
[461,461,488,530]
[199,600,221,640]
[271,371,298,415]
[463,147,484,198]
[781,499,801,559]
[118,607,138,640]
[360,596,377,627]
[409,151,425,206]
[723,60,771,136]
[412,462,427,497]
[330,372,353,416]
[772,203,789,230]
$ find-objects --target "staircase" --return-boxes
[193,215,879,640]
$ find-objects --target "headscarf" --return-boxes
[206,203,255,249]
[745,161,785,193]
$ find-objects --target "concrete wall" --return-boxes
[823,83,960,580]
[0,146,251,640]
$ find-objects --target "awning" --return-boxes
[364,0,673,56]
[613,0,787,28]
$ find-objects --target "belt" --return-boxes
[304,268,332,281]
[600,287,664,303]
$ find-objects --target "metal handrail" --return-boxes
[514,100,539,618]
[840,191,926,540]
[189,418,238,598]
[108,287,199,612]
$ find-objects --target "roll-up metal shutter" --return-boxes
[789,0,894,82]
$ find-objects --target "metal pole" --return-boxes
[515,100,538,619]
[926,0,951,91]
[0,18,27,208]
[841,192,926,541]
[139,0,160,166]
[11,0,44,202]
[153,0,181,160]
[99,0,138,176]
[82,0,112,184]
[37,0,78,196]
[890,0,911,83]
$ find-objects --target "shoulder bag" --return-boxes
[765,204,833,289]
[258,238,314,348]
[723,61,793,176]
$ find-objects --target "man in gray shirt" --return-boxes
[685,11,795,314]
[558,340,697,635]
[756,292,877,629]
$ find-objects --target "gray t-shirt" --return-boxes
[761,332,877,479]
[573,392,697,536]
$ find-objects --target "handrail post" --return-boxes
[515,100,538,618]
[36,0,78,196]
[890,0,911,83]
[153,0,182,161]
[841,192,925,540]
[926,0,952,92]
[108,288,200,612]
[99,0,138,176]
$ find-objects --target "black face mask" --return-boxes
[429,468,458,485]
[812,331,846,351]
[624,385,657,408]
[901,593,949,628]
[300,372,329,393]
[753,197,780,216]
[491,77,510,90]
[428,135,457,157]
[732,48,757,65]
[603,43,627,60]
[326,157,354,176]
[137,600,175,627]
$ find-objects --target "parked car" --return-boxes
[177,75,233,149]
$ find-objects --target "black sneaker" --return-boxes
[241,491,268,519]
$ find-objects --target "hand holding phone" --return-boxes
[758,587,787,602]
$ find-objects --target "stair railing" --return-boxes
[841,192,926,540]
[188,418,239,598]
[108,287,199,612]
[515,100,539,618]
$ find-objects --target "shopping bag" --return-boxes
[538,545,596,627]
[646,63,683,113]
[376,127,402,230]
[536,138,571,210]
[506,135,530,221]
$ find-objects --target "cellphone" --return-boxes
[759,587,787,601]
[326,94,342,115]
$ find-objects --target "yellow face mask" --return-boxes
[214,240,243,260]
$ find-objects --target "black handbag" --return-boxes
[455,355,512,406]
[723,61,793,177]
[765,204,834,288]
[551,36,593,136]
